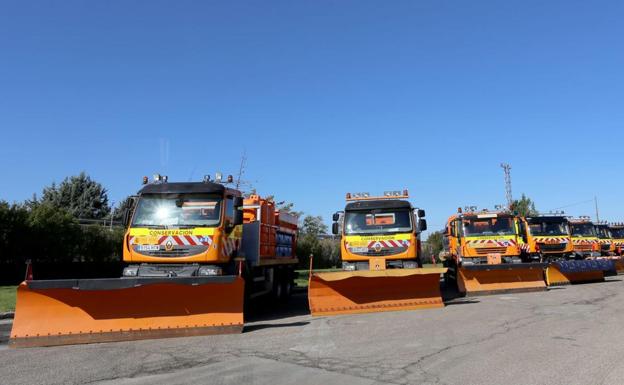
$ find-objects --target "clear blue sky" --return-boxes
[1,0,623,230]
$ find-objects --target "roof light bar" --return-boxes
[346,190,409,201]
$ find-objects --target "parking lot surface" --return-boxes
[1,279,624,385]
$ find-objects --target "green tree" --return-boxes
[41,172,111,219]
[300,215,328,237]
[424,231,444,260]
[0,201,31,264]
[511,194,538,217]
[112,196,136,223]
[297,215,335,268]
[27,202,82,263]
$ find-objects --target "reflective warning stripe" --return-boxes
[466,239,517,247]
[362,240,411,249]
[533,237,570,243]
[129,235,213,246]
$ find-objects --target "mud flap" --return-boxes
[458,263,547,296]
[308,268,447,316]
[545,260,615,286]
[10,276,244,348]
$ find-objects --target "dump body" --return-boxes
[309,191,446,316]
[442,210,546,295]
[10,179,299,348]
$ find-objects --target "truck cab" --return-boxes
[332,191,426,271]
[608,223,624,256]
[569,217,600,259]
[444,208,523,266]
[122,176,244,277]
[594,223,615,256]
[522,214,573,261]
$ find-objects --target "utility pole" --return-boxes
[595,196,600,222]
[500,163,513,209]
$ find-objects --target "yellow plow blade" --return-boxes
[458,264,546,296]
[10,276,244,348]
[308,268,447,316]
[545,260,615,286]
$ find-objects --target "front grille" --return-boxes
[539,243,566,252]
[353,248,404,257]
[474,247,507,255]
[144,249,191,257]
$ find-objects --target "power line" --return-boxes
[549,199,594,211]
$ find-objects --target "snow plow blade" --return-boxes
[10,276,244,348]
[545,260,615,286]
[308,268,447,316]
[458,263,547,296]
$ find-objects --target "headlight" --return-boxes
[123,266,139,277]
[198,266,223,276]
[342,262,356,271]
[403,261,418,269]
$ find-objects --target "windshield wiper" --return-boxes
[133,224,167,229]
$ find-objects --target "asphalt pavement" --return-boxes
[1,278,624,385]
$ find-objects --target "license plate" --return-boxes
[137,245,160,251]
[350,247,369,253]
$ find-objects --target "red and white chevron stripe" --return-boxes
[466,239,517,247]
[367,239,410,248]
[345,239,410,250]
[572,239,598,244]
[533,237,570,243]
[129,235,213,246]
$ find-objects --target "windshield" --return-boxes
[570,223,596,237]
[344,209,412,235]
[527,219,569,236]
[611,228,624,238]
[132,194,222,227]
[462,216,515,236]
[596,227,612,239]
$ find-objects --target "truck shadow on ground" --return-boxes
[245,290,311,324]
[244,321,310,332]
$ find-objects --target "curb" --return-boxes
[0,312,14,320]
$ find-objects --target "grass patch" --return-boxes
[295,268,340,288]
[294,264,442,287]
[0,286,17,313]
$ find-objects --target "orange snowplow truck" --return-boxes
[608,223,624,256]
[521,213,573,262]
[10,174,298,348]
[308,190,446,316]
[441,207,546,295]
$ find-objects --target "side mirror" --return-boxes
[332,212,340,222]
[332,222,339,235]
[234,196,243,208]
[122,196,137,227]
[417,209,426,218]
[233,208,244,226]
[418,219,428,232]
